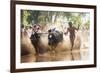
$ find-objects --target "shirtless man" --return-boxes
[65,22,79,49]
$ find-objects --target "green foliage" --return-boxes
[27,10,40,24]
[21,10,89,30]
[85,20,90,29]
[64,13,85,28]
[21,10,30,26]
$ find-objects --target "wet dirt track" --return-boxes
[21,31,89,63]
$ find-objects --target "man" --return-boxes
[65,22,79,49]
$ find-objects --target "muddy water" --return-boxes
[21,31,89,63]
[21,49,88,63]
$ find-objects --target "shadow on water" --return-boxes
[21,48,88,63]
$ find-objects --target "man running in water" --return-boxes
[65,22,79,49]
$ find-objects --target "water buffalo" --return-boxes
[48,29,63,49]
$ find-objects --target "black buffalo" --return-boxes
[48,29,63,47]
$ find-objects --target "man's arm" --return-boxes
[74,24,80,30]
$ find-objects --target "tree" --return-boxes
[21,10,30,26]
[85,20,90,30]
[27,10,40,24]
[21,10,89,30]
